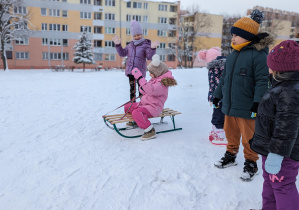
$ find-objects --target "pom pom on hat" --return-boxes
[148,54,168,77]
[130,20,143,36]
[231,9,264,41]
[267,40,299,72]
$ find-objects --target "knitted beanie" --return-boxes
[267,40,299,72]
[231,9,264,41]
[147,54,168,77]
[198,47,221,63]
[130,20,143,36]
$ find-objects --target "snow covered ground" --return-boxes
[1,68,298,210]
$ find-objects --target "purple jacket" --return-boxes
[137,71,176,117]
[115,39,156,78]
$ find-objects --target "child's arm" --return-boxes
[213,63,226,99]
[253,52,269,103]
[113,36,128,57]
[145,40,159,60]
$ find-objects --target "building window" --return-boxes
[94,26,102,34]
[105,0,115,6]
[80,12,92,19]
[157,30,167,37]
[143,29,148,36]
[105,27,115,34]
[168,54,175,61]
[41,8,47,16]
[49,24,61,31]
[63,39,68,46]
[143,16,148,23]
[158,43,166,49]
[80,0,91,4]
[62,0,67,2]
[6,51,13,59]
[144,3,148,9]
[169,18,176,25]
[94,40,102,47]
[160,55,166,61]
[94,12,102,20]
[94,0,101,5]
[49,38,61,46]
[42,38,48,45]
[16,52,29,60]
[127,1,131,8]
[133,2,142,9]
[42,52,69,60]
[158,4,167,11]
[105,13,115,20]
[126,15,131,21]
[62,24,68,31]
[94,53,103,61]
[132,15,141,21]
[169,31,176,37]
[49,9,60,17]
[105,54,116,61]
[62,10,68,17]
[105,41,115,47]
[126,28,130,35]
[81,26,92,32]
[14,7,27,14]
[15,37,29,45]
[42,23,48,30]
[170,5,177,12]
[159,17,167,24]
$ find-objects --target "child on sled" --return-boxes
[124,54,177,140]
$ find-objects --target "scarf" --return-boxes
[231,41,251,51]
[132,38,145,46]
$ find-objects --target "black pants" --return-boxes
[128,74,142,101]
[211,101,225,129]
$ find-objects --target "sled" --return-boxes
[103,108,182,138]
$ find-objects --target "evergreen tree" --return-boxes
[73,27,96,72]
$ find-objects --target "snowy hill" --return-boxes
[1,69,298,210]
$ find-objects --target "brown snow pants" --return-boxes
[224,115,259,162]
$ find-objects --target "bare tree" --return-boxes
[0,0,31,71]
[168,4,212,68]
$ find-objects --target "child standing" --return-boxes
[199,47,227,145]
[213,9,275,181]
[124,54,177,140]
[250,40,299,209]
[112,20,159,101]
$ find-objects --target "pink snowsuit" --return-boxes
[124,71,176,129]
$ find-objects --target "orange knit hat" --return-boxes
[231,9,264,41]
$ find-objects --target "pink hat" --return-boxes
[198,47,221,63]
[130,20,142,36]
[267,40,299,72]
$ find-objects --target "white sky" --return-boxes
[161,0,299,16]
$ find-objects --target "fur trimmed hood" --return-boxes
[251,32,275,51]
[207,57,226,69]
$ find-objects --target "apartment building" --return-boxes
[2,0,180,70]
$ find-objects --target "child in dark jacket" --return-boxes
[199,47,227,145]
[250,40,299,210]
[213,9,275,181]
[124,54,177,141]
[112,20,159,101]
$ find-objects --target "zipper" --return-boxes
[228,51,240,115]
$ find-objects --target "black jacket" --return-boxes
[250,71,299,161]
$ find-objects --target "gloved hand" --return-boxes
[250,102,259,118]
[132,68,143,79]
[265,153,284,174]
[213,97,221,109]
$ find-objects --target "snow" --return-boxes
[0,68,298,210]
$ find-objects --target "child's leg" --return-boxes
[261,156,277,209]
[268,157,299,209]
[124,102,139,114]
[128,74,136,101]
[223,115,241,155]
[131,107,152,129]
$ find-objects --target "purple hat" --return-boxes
[267,40,299,72]
[130,20,142,36]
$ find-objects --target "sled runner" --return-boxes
[103,108,182,138]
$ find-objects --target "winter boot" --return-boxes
[214,151,237,168]
[240,159,258,182]
[126,121,138,128]
[209,131,217,141]
[140,125,156,141]
[211,137,228,146]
